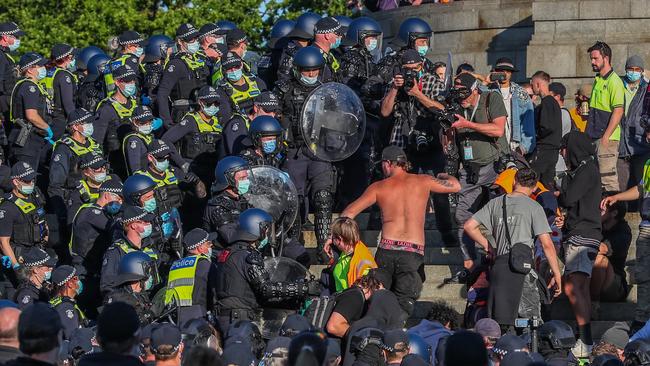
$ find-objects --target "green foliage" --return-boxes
[0,0,349,56]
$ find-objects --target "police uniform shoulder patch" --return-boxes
[29,85,36,93]
[180,120,187,126]
[93,209,101,215]
[22,162,29,168]
[65,75,71,84]
[231,122,239,132]
[66,309,74,319]
[53,154,61,162]
[167,64,175,73]
[21,295,30,304]
[102,257,108,267]
[0,210,4,219]
[130,140,137,149]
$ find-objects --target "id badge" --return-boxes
[463,144,474,160]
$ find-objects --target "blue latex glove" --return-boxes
[162,222,174,237]
[1,256,11,269]
[152,118,163,131]
[45,127,53,139]
[160,212,171,222]
[141,94,152,106]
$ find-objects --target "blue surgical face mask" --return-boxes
[226,68,243,81]
[417,45,428,57]
[366,39,378,52]
[19,182,35,195]
[627,70,642,82]
[67,58,77,72]
[236,178,250,195]
[105,201,121,215]
[122,82,137,97]
[144,276,153,291]
[332,37,342,49]
[187,41,200,54]
[138,123,153,135]
[93,171,107,183]
[36,67,47,81]
[300,74,318,85]
[81,123,94,137]
[203,104,219,117]
[8,38,20,52]
[140,222,153,238]
[143,197,157,213]
[154,158,169,171]
[259,237,269,249]
[134,46,144,58]
[262,139,277,154]
[76,280,84,295]
[44,270,52,282]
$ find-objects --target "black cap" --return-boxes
[199,23,220,39]
[122,205,154,224]
[151,323,182,354]
[280,314,312,337]
[381,145,407,163]
[131,105,154,122]
[492,57,518,72]
[197,85,222,104]
[18,52,47,73]
[222,51,243,70]
[147,139,172,159]
[454,72,479,91]
[382,329,409,352]
[266,336,292,354]
[314,17,343,35]
[176,23,199,41]
[79,153,107,169]
[254,91,281,113]
[183,228,218,250]
[99,177,123,195]
[67,108,93,126]
[208,42,228,57]
[118,30,146,47]
[226,28,248,47]
[112,64,137,82]
[21,247,57,268]
[222,340,257,366]
[51,265,76,287]
[401,49,422,65]
[492,334,528,357]
[19,303,62,344]
[549,82,567,99]
[11,161,37,181]
[51,43,75,61]
[0,22,24,37]
[97,302,140,343]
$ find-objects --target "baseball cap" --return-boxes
[454,72,479,91]
[500,351,533,366]
[199,23,220,40]
[226,28,248,47]
[401,49,422,65]
[381,145,407,163]
[492,57,518,72]
[474,318,501,339]
[151,323,182,355]
[183,228,218,251]
[222,340,257,366]
[11,161,36,181]
[176,23,199,41]
[97,302,140,343]
[51,43,75,61]
[18,52,47,73]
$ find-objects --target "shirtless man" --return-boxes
[341,145,461,315]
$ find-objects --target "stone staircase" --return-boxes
[301,212,642,338]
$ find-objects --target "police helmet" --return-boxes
[213,156,249,192]
[216,20,237,32]
[143,34,173,63]
[346,17,382,47]
[123,174,157,206]
[286,12,321,40]
[397,18,432,47]
[293,45,324,70]
[236,208,273,242]
[115,251,155,286]
[86,53,111,76]
[249,115,282,147]
[625,340,650,365]
[77,46,105,71]
[349,327,384,354]
[407,333,432,363]
[269,19,296,50]
[537,320,576,350]
[288,331,328,366]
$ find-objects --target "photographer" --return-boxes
[448,73,508,269]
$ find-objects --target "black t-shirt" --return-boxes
[602,220,632,276]
[332,286,366,323]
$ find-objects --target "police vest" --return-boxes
[180,112,222,159]
[10,78,53,123]
[227,75,261,112]
[122,132,153,172]
[50,296,87,322]
[68,202,97,250]
[115,239,159,262]
[135,168,182,211]
[164,254,209,306]
[54,136,103,188]
[77,179,101,204]
[96,97,136,151]
[4,193,47,246]
[210,63,223,86]
[39,67,78,105]
[170,53,209,102]
[323,51,340,73]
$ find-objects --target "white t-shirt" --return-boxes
[501,87,514,149]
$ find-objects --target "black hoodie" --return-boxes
[558,131,602,241]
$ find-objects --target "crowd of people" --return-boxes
[0,7,648,366]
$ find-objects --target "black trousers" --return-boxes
[529,148,559,189]
[374,248,424,316]
[488,255,526,326]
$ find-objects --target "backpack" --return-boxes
[302,287,365,330]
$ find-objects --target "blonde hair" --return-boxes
[331,217,360,246]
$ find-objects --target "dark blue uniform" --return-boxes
[100,237,158,295]
[14,282,46,309]
[50,296,85,339]
[122,132,153,175]
[45,68,78,139]
[93,96,137,177]
[222,113,252,156]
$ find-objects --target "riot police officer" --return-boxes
[49,108,103,231]
[222,90,281,156]
[14,247,56,309]
[66,154,117,226]
[8,52,54,172]
[0,163,48,272]
[49,265,86,339]
[93,64,139,177]
[122,174,169,253]
[215,208,319,331]
[240,115,286,167]
[141,34,174,113]
[164,228,218,327]
[274,46,334,262]
[162,85,224,186]
[77,53,109,112]
[157,23,210,127]
[310,17,345,82]
[216,52,266,116]
[105,250,156,324]
[0,22,24,145]
[257,19,295,86]
[100,204,158,295]
[105,30,145,94]
[122,105,161,175]
[202,156,250,245]
[537,320,577,365]
[42,43,78,140]
[278,12,321,82]
[69,178,122,318]
[75,46,105,84]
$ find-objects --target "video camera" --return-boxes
[430,88,468,174]
[393,66,419,90]
[515,316,543,353]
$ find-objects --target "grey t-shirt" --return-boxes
[472,194,552,256]
[458,90,509,166]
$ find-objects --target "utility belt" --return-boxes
[218,307,261,322]
[378,238,424,256]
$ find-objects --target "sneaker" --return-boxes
[571,339,592,359]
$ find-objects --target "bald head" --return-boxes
[0,307,21,345]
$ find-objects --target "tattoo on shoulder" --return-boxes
[431,176,453,187]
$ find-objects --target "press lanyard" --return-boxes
[465,94,481,122]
